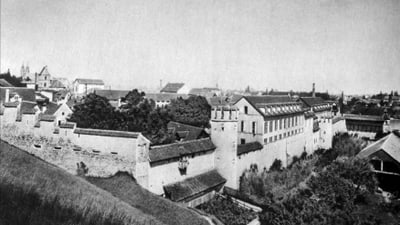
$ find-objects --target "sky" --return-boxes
[1,0,400,94]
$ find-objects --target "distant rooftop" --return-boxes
[94,89,130,101]
[160,83,185,93]
[74,78,104,85]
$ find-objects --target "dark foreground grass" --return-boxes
[87,173,210,225]
[0,140,163,225]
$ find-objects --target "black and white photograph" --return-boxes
[1,0,400,224]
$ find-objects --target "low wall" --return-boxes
[1,124,136,177]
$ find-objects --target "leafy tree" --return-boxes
[69,93,122,130]
[169,96,211,128]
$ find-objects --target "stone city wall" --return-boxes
[1,123,136,177]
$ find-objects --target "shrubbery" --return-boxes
[197,196,257,225]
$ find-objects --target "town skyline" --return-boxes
[2,0,400,95]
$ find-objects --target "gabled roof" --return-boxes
[149,138,215,163]
[160,83,185,93]
[236,95,304,118]
[167,121,207,141]
[74,79,104,85]
[0,87,36,102]
[50,80,66,89]
[39,66,50,76]
[94,89,130,101]
[44,102,63,115]
[357,131,400,164]
[163,170,226,202]
[0,79,13,87]
[298,97,327,107]
[237,142,263,156]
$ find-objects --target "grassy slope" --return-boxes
[87,173,210,225]
[0,140,163,225]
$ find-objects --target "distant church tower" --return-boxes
[20,63,26,77]
[210,105,239,189]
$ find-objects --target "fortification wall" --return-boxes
[332,118,347,134]
[1,123,136,177]
[148,151,215,195]
[236,131,306,183]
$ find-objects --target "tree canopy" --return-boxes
[168,95,211,128]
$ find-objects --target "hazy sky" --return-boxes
[1,0,399,94]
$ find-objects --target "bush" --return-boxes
[197,196,257,225]
[269,159,283,172]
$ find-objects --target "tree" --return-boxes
[169,95,211,128]
[69,93,122,130]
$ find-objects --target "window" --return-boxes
[244,106,248,114]
[264,122,268,133]
[252,122,256,135]
[269,137,273,142]
[279,119,282,130]
[241,121,244,132]
[284,118,287,129]
[269,121,273,132]
[274,120,278,131]
[292,117,295,127]
[240,139,246,144]
[279,134,282,139]
[274,135,277,141]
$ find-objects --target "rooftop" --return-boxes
[344,114,384,122]
[0,87,36,102]
[160,83,185,93]
[237,142,263,156]
[357,131,400,164]
[167,121,207,141]
[145,93,189,102]
[163,170,226,202]
[94,89,130,101]
[149,138,215,163]
[74,128,141,138]
[0,79,13,87]
[43,102,63,115]
[74,78,104,85]
[298,97,327,107]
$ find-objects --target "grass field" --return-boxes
[0,140,170,225]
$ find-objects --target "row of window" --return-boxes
[264,116,304,134]
[263,128,304,144]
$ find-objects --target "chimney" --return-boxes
[5,89,10,103]
[312,83,316,98]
